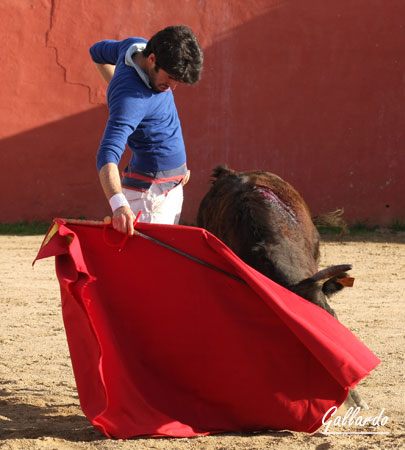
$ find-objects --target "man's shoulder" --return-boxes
[113,37,147,61]
[121,37,148,48]
[126,37,148,44]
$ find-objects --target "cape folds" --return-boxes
[34,219,380,438]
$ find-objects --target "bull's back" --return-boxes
[197,167,320,287]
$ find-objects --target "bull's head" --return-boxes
[291,264,354,318]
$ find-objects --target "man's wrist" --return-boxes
[109,193,130,212]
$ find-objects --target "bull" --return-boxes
[197,165,367,409]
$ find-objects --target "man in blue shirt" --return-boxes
[90,25,203,234]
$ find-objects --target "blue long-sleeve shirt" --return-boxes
[89,37,187,190]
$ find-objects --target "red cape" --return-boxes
[34,219,379,438]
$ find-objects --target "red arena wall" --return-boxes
[1,0,404,226]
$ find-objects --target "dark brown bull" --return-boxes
[197,166,367,408]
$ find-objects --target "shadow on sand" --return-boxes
[0,390,100,442]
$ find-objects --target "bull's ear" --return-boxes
[322,278,345,296]
[321,272,355,297]
[309,264,354,298]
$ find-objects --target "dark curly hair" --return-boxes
[143,25,204,85]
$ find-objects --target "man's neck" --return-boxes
[133,52,148,73]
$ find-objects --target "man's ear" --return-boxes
[147,53,156,67]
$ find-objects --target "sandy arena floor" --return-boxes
[0,231,404,449]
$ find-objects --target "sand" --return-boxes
[1,231,404,449]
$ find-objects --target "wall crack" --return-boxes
[45,0,103,105]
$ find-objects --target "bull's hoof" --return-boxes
[347,389,368,410]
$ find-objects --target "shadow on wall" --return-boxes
[0,107,118,222]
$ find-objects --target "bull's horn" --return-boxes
[310,264,352,282]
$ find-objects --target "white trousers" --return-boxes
[123,183,184,225]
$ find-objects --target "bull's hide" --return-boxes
[34,219,379,438]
